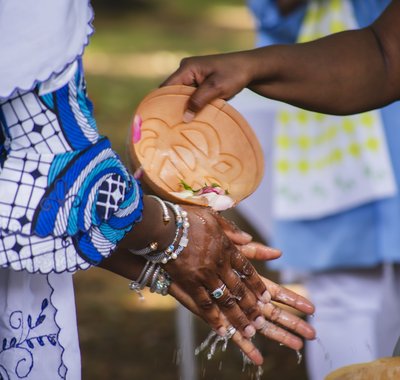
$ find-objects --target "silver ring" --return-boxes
[211,284,227,299]
[226,325,237,338]
[233,269,247,280]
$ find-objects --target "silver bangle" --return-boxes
[129,241,158,256]
[129,262,172,299]
[148,195,171,224]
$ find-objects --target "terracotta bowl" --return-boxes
[127,85,264,206]
[325,357,400,380]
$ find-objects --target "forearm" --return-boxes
[247,2,400,114]
[99,195,176,279]
[276,0,307,15]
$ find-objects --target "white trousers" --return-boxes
[304,264,400,380]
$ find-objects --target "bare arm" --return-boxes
[162,0,400,116]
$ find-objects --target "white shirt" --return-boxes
[0,0,94,99]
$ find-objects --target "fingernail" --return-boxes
[183,110,195,123]
[261,291,271,303]
[241,231,252,240]
[252,349,264,366]
[244,325,256,338]
[257,300,265,309]
[216,327,227,336]
[253,316,266,330]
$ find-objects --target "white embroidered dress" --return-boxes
[0,2,143,379]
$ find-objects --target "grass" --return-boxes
[74,1,309,379]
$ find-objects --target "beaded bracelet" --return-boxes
[128,198,189,299]
[149,267,171,295]
[144,203,189,264]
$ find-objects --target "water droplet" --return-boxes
[195,329,234,360]
[296,350,303,364]
[316,337,332,368]
[241,351,264,379]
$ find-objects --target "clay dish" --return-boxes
[128,85,264,206]
[325,357,400,380]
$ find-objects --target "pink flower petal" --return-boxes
[131,114,142,144]
[197,186,225,195]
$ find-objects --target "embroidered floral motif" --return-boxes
[0,298,59,379]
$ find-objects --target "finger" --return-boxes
[160,70,197,88]
[222,268,261,323]
[231,251,269,302]
[238,242,282,261]
[214,214,282,260]
[231,329,264,366]
[215,213,253,244]
[256,318,306,351]
[261,277,315,315]
[169,282,200,315]
[258,301,316,340]
[183,285,226,333]
[206,280,255,339]
[159,58,202,88]
[170,284,264,365]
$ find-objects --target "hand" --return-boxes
[222,214,315,346]
[165,206,315,365]
[169,271,315,366]
[160,51,255,122]
[102,196,315,365]
[164,205,268,337]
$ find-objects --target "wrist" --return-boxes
[119,195,177,252]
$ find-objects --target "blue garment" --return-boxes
[0,62,143,274]
[247,0,400,271]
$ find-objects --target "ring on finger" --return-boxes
[226,325,237,338]
[211,284,227,299]
[233,269,247,280]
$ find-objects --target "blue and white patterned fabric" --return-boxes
[0,61,143,274]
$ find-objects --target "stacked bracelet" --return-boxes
[144,203,189,264]
[129,262,172,299]
[128,197,190,299]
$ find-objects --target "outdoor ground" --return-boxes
[74,1,309,378]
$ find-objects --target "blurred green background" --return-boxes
[74,1,309,379]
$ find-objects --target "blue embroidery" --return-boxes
[0,299,59,379]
